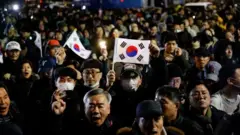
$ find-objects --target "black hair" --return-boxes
[167,64,183,81]
[150,23,158,28]
[80,59,103,72]
[56,67,77,81]
[155,85,182,103]
[0,82,9,95]
[64,59,81,70]
[109,28,120,38]
[189,80,210,95]
[226,22,235,30]
[163,32,178,44]
[94,25,105,38]
[218,65,240,88]
[21,60,33,70]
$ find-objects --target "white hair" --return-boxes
[83,88,112,104]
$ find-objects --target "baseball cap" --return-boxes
[121,64,142,78]
[48,40,61,48]
[6,41,21,51]
[194,47,211,57]
[136,100,163,118]
[207,61,222,82]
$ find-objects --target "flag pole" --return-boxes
[106,61,115,90]
[112,62,115,71]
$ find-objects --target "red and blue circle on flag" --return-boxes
[126,45,138,57]
[73,44,80,52]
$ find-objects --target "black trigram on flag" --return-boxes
[119,53,125,60]
[137,55,143,61]
[120,41,127,48]
[138,43,145,49]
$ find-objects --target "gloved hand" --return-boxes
[4,73,11,80]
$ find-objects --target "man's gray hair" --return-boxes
[83,88,112,104]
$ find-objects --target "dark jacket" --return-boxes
[187,106,229,135]
[12,74,40,112]
[185,65,213,94]
[0,57,23,97]
[52,115,121,135]
[160,50,190,74]
[0,57,22,79]
[219,56,240,66]
[116,127,184,135]
[25,78,54,135]
[164,114,204,135]
[110,82,147,127]
[217,112,240,135]
[24,33,41,72]
[109,56,168,127]
[0,102,23,135]
[49,90,83,135]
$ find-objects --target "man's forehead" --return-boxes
[175,24,180,28]
[193,85,208,92]
[59,76,72,79]
[172,77,181,80]
[159,96,171,102]
[168,41,176,44]
[84,68,100,71]
[152,26,157,29]
[0,88,7,96]
[87,94,108,103]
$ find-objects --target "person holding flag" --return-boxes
[109,40,168,127]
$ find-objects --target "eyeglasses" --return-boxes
[83,70,101,76]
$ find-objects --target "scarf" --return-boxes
[192,107,213,135]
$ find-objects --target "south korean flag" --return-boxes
[113,38,150,64]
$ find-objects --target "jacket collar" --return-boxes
[134,127,167,135]
[84,116,113,130]
[165,114,184,126]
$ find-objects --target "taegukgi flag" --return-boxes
[64,30,91,59]
[113,38,150,64]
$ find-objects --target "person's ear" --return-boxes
[207,56,210,61]
[106,103,111,115]
[138,78,142,86]
[175,102,180,110]
[99,73,103,79]
[73,80,77,85]
[164,43,168,48]
[227,77,233,85]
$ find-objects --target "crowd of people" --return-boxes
[1,2,240,135]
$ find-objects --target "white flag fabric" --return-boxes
[34,31,43,57]
[113,38,150,64]
[0,51,3,64]
[64,30,91,59]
